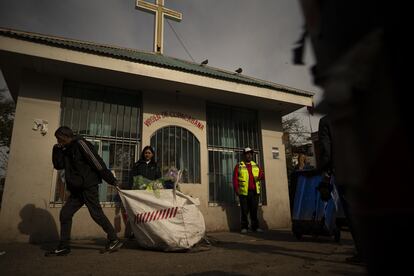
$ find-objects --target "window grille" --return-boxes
[150,126,201,183]
[207,103,266,205]
[54,81,141,204]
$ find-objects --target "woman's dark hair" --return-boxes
[55,126,74,138]
[140,146,156,162]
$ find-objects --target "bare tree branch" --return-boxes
[0,88,15,176]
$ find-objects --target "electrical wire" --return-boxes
[166,19,195,63]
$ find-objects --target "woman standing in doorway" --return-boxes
[131,146,162,184]
[122,146,161,239]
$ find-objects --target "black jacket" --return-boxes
[52,136,116,192]
[130,159,161,187]
[318,115,333,173]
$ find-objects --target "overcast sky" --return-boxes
[0,0,322,131]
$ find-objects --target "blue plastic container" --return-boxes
[291,170,340,241]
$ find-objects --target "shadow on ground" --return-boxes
[18,204,59,250]
[186,271,247,276]
[206,229,356,265]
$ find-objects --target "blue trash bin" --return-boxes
[291,169,340,242]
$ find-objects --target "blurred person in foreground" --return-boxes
[295,1,412,274]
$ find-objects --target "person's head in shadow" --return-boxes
[296,153,312,171]
[18,204,59,248]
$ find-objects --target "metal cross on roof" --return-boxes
[136,0,182,54]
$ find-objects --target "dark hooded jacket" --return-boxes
[129,159,161,188]
[318,115,333,173]
[52,136,116,192]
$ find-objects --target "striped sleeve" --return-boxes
[78,139,104,171]
[77,139,117,185]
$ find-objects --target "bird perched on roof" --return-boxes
[200,59,208,65]
[235,68,243,74]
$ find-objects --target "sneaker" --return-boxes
[240,228,248,234]
[254,228,264,233]
[45,245,71,257]
[106,239,123,251]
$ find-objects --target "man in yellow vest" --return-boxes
[233,147,265,233]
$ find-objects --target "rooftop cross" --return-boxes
[136,0,182,54]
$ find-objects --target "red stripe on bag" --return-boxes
[134,207,180,224]
[146,211,153,222]
[142,212,150,223]
[150,210,157,222]
[163,208,169,219]
[147,211,154,223]
[155,209,162,220]
[161,209,167,219]
[155,210,162,220]
[167,208,173,218]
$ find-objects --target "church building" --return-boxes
[0,2,313,242]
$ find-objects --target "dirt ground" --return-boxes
[0,229,367,276]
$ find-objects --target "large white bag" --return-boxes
[118,188,206,251]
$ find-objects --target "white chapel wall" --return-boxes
[0,71,63,241]
[259,110,291,229]
[0,71,123,241]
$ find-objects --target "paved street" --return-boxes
[0,229,367,276]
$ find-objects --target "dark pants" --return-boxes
[239,190,259,230]
[60,185,117,246]
[336,185,364,259]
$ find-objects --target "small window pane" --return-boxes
[102,103,111,137]
[156,130,162,164]
[162,128,169,174]
[169,126,175,168]
[182,129,188,183]
[116,105,124,138]
[194,139,200,183]
[188,134,194,183]
[63,97,73,127]
[96,102,103,136]
[110,104,117,137]
[207,110,213,146]
[88,101,97,136]
[79,99,88,135]
[131,107,138,139]
[208,151,215,200]
[175,127,182,170]
[123,106,131,138]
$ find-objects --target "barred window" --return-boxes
[207,103,266,205]
[53,81,141,204]
[150,126,200,183]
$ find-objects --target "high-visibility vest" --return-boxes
[238,161,261,195]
